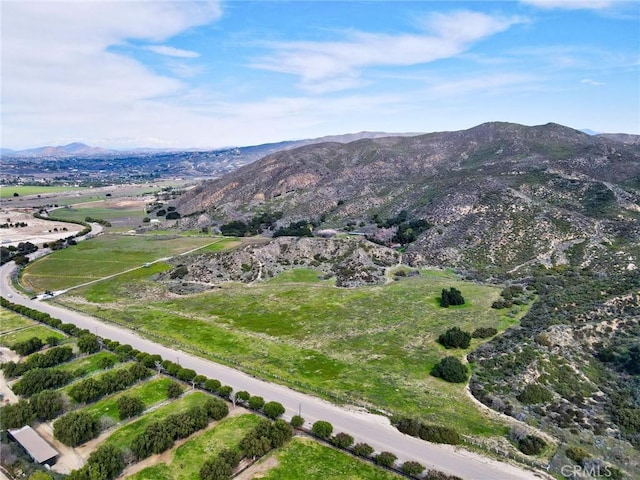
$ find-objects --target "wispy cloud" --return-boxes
[521,0,614,10]
[251,11,525,93]
[144,45,200,58]
[581,78,605,86]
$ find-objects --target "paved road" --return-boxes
[0,262,548,480]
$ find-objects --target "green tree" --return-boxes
[204,397,229,421]
[117,395,145,420]
[0,399,34,429]
[77,334,100,354]
[54,411,100,446]
[31,390,64,421]
[431,356,468,383]
[439,287,465,307]
[263,401,285,419]
[311,420,333,438]
[85,444,124,480]
[438,327,471,349]
[248,395,265,411]
[166,381,183,399]
[290,415,304,428]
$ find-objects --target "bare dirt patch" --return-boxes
[234,454,279,480]
[0,208,82,247]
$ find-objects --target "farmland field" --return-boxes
[258,437,402,480]
[104,391,212,449]
[0,309,36,334]
[0,324,66,346]
[128,413,261,480]
[81,377,173,422]
[59,267,529,436]
[21,234,228,291]
[54,351,121,377]
[0,185,88,198]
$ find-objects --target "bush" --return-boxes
[216,385,233,399]
[431,356,468,383]
[0,399,34,429]
[375,451,397,467]
[402,461,425,476]
[248,396,265,411]
[234,391,250,404]
[311,420,333,438]
[84,444,124,480]
[438,327,471,349]
[472,327,498,339]
[290,415,304,428]
[517,384,553,404]
[331,432,354,449]
[13,368,73,396]
[31,390,64,421]
[77,334,100,354]
[566,446,591,465]
[352,442,374,457]
[518,435,547,455]
[12,337,43,356]
[394,418,462,445]
[204,379,221,392]
[263,401,285,419]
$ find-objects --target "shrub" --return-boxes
[248,396,265,411]
[472,327,498,339]
[204,379,221,392]
[438,327,471,349]
[31,390,64,421]
[517,384,553,404]
[331,432,354,449]
[77,334,100,354]
[566,446,591,465]
[0,399,34,429]
[352,442,374,457]
[12,337,43,356]
[402,461,425,476]
[234,391,250,404]
[290,415,304,428]
[375,451,397,467]
[311,420,333,438]
[518,435,546,455]
[431,356,468,383]
[263,401,285,419]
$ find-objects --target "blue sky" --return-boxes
[2,0,639,149]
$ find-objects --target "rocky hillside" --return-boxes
[177,122,640,275]
[160,236,401,291]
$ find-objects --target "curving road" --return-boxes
[0,262,549,480]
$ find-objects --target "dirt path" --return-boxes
[0,348,20,405]
[234,455,279,480]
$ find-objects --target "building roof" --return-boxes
[8,426,58,464]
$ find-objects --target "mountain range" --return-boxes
[176,121,640,276]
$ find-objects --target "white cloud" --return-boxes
[429,73,539,96]
[1,1,221,148]
[251,11,525,93]
[144,45,200,58]
[581,78,605,86]
[521,0,614,10]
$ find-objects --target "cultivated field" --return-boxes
[0,324,66,346]
[21,234,229,292]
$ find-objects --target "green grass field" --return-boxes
[61,267,527,436]
[52,204,144,223]
[81,377,173,422]
[0,185,87,199]
[0,324,66,347]
[128,414,261,480]
[259,437,402,480]
[54,351,121,377]
[103,391,212,449]
[21,234,225,291]
[0,309,36,334]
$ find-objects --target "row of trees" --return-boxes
[0,390,64,430]
[68,363,151,404]
[2,345,73,378]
